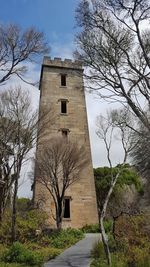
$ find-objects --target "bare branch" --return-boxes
[36,137,88,229]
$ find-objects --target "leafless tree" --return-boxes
[0,23,49,86]
[129,120,150,209]
[0,86,53,241]
[96,109,134,266]
[75,0,150,131]
[36,137,88,229]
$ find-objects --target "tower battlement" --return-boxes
[43,56,83,70]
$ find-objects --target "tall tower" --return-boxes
[35,57,98,228]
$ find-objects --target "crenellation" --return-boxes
[43,56,83,70]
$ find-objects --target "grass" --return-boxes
[0,263,32,267]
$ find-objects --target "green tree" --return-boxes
[94,165,143,236]
[94,165,142,210]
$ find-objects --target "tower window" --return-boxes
[61,74,66,86]
[62,129,68,138]
[64,198,70,219]
[61,100,67,114]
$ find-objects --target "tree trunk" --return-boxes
[56,219,62,230]
[56,199,63,230]
[100,172,121,266]
[100,216,111,266]
[11,175,18,242]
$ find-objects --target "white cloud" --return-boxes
[51,41,74,60]
[85,92,124,167]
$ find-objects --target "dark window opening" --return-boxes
[61,101,67,114]
[64,198,70,218]
[62,129,68,138]
[61,74,66,86]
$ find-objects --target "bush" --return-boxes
[91,242,105,260]
[2,242,43,266]
[0,208,48,244]
[108,234,117,252]
[17,209,48,242]
[104,220,113,234]
[0,263,31,267]
[115,214,150,265]
[48,228,84,249]
[91,252,128,267]
[0,211,12,244]
[82,224,100,233]
[17,198,31,214]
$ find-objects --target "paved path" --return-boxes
[44,233,100,267]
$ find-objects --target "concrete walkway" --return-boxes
[44,233,100,267]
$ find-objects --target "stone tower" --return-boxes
[34,57,98,228]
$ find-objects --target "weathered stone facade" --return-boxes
[34,57,98,228]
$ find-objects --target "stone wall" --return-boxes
[34,57,98,228]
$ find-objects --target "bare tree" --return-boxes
[75,0,150,131]
[36,137,88,229]
[0,86,53,241]
[130,122,150,179]
[96,110,133,266]
[0,23,49,86]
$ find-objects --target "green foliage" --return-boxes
[91,242,105,259]
[91,257,127,267]
[2,242,43,266]
[108,234,117,252]
[47,228,84,249]
[0,207,48,244]
[115,214,150,266]
[0,199,84,266]
[91,214,150,267]
[91,247,127,267]
[0,263,32,267]
[0,245,8,261]
[82,224,100,233]
[17,209,48,242]
[94,165,143,212]
[34,247,62,261]
[103,220,113,234]
[0,211,12,244]
[17,198,31,214]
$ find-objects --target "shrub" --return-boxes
[17,209,48,242]
[0,245,8,261]
[36,247,62,261]
[49,228,84,249]
[0,208,48,244]
[91,242,105,260]
[2,242,43,266]
[91,252,128,267]
[17,198,31,214]
[104,220,113,234]
[0,263,31,267]
[82,224,100,233]
[113,214,150,267]
[108,234,117,252]
[0,211,12,244]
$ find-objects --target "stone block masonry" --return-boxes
[34,56,98,228]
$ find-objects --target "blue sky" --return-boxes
[0,0,123,169]
[0,0,80,58]
[0,0,124,197]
